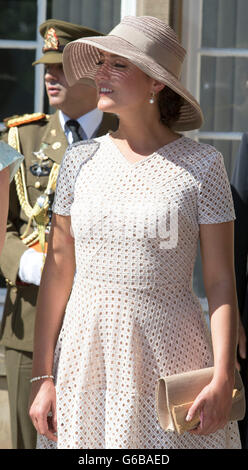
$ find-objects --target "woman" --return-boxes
[29,16,241,449]
[0,141,23,254]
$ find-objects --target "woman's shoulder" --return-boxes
[177,136,223,171]
[65,134,107,157]
[60,135,108,175]
[180,136,220,158]
[0,141,23,181]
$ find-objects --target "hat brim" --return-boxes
[63,35,204,131]
[32,51,63,66]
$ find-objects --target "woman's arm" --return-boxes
[29,212,75,441]
[0,167,10,255]
[187,221,239,435]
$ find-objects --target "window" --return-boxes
[50,0,121,34]
[0,0,121,128]
[0,0,47,126]
[182,0,248,173]
[182,0,248,300]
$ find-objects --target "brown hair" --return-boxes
[158,86,184,128]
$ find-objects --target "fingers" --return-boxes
[32,411,57,442]
[185,397,203,431]
[50,399,57,435]
[186,397,227,436]
[29,380,57,442]
[47,415,58,442]
[29,405,57,442]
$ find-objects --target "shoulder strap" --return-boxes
[7,126,60,251]
[6,112,47,128]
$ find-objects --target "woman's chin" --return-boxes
[97,96,116,113]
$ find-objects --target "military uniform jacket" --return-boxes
[0,110,118,351]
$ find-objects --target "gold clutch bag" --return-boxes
[155,367,246,435]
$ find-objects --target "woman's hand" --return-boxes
[29,379,57,442]
[185,377,233,435]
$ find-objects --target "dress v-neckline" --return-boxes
[107,133,184,168]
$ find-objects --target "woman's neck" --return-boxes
[112,117,179,156]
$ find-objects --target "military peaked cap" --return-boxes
[33,18,103,65]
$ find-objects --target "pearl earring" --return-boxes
[149,92,156,104]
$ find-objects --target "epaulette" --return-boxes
[5,112,48,128]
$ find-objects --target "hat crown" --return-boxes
[118,16,186,63]
[108,16,186,79]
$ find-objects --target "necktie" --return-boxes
[65,119,84,143]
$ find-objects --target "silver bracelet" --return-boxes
[30,375,54,383]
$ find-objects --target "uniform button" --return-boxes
[35,181,41,189]
[52,142,61,150]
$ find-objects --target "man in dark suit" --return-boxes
[0,19,118,449]
[231,132,248,448]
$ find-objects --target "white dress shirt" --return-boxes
[59,108,103,144]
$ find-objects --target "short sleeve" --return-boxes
[52,146,80,216]
[52,140,100,216]
[198,151,235,224]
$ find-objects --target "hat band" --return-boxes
[109,24,183,78]
[43,45,65,53]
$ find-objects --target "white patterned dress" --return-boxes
[38,134,241,449]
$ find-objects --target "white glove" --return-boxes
[18,248,45,286]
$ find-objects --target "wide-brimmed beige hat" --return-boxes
[63,16,203,131]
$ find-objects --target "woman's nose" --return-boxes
[96,63,111,80]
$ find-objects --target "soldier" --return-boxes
[0,18,118,449]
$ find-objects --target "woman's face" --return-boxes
[94,51,154,115]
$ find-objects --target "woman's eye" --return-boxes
[95,60,126,68]
[114,63,126,68]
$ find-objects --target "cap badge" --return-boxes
[30,143,51,177]
[43,27,59,52]
[33,143,49,161]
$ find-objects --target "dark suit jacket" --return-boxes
[0,110,118,351]
[231,132,248,333]
[231,132,248,448]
